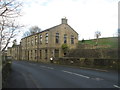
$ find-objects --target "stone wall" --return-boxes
[53,57,119,70]
[2,55,12,88]
[66,48,118,59]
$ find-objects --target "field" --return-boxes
[79,37,118,48]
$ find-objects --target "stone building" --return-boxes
[7,45,21,60]
[7,47,12,57]
[7,18,79,62]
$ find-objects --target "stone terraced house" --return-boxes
[7,18,78,62]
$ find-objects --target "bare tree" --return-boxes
[0,0,22,52]
[12,39,17,46]
[23,31,31,38]
[95,31,101,45]
[23,26,41,38]
[29,26,41,35]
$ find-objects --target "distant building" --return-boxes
[2,50,7,62]
[7,45,21,60]
[7,18,79,62]
[7,47,12,57]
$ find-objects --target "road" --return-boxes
[5,60,119,88]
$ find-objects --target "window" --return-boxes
[35,50,37,59]
[35,36,38,45]
[40,50,42,59]
[10,49,12,54]
[45,49,47,59]
[28,51,29,60]
[28,38,30,46]
[31,37,33,46]
[64,34,67,43]
[40,35,42,44]
[71,35,74,44]
[55,49,59,57]
[56,33,59,43]
[45,33,48,44]
[27,39,29,46]
[31,50,32,59]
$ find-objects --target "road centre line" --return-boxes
[79,67,108,72]
[62,70,104,81]
[113,85,120,88]
[40,66,54,69]
[62,70,90,79]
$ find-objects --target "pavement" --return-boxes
[4,60,119,88]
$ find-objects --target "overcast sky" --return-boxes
[15,0,119,45]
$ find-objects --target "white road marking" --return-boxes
[79,67,108,72]
[62,70,90,79]
[62,70,73,74]
[47,67,54,69]
[73,73,90,79]
[94,69,108,72]
[40,66,54,69]
[113,85,120,88]
[91,77,104,81]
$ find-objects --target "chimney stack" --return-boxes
[61,17,67,24]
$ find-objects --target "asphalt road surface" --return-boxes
[5,60,119,88]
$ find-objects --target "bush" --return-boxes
[61,44,69,52]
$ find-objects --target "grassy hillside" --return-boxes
[79,37,118,49]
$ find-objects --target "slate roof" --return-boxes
[21,23,78,40]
